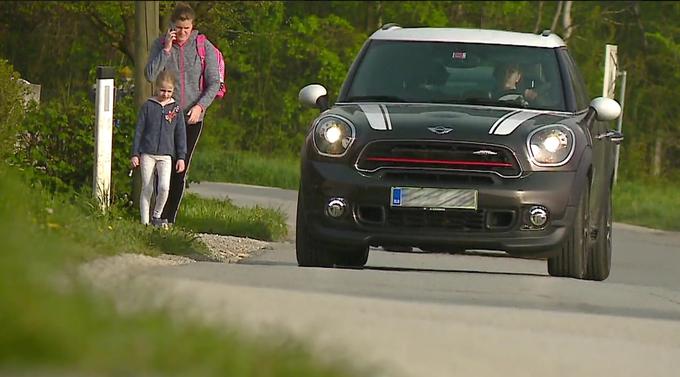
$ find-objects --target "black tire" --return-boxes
[381,245,414,252]
[419,247,465,254]
[547,185,589,279]
[585,189,612,281]
[335,247,369,267]
[295,188,368,268]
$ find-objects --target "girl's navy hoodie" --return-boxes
[131,98,187,160]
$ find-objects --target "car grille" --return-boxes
[387,208,486,231]
[382,171,496,186]
[356,140,521,177]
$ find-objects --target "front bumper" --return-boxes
[300,159,586,258]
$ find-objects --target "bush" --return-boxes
[0,59,29,160]
[11,93,138,194]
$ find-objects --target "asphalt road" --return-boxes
[141,181,680,377]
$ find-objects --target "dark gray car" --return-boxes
[296,25,623,280]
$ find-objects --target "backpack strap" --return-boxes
[196,34,207,63]
[196,34,208,92]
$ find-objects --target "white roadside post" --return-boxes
[602,44,618,98]
[613,70,627,184]
[602,44,623,185]
[93,66,115,211]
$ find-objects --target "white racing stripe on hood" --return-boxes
[359,104,392,130]
[489,110,541,135]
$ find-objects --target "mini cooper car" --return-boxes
[296,25,623,280]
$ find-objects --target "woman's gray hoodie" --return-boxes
[131,98,187,160]
[145,30,220,120]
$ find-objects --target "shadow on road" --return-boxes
[363,265,547,277]
[241,258,547,278]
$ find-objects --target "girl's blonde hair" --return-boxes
[155,70,177,89]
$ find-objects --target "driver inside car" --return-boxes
[493,63,539,107]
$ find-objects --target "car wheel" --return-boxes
[381,245,413,252]
[295,188,369,268]
[335,247,369,267]
[547,185,589,279]
[419,247,465,254]
[585,189,612,281]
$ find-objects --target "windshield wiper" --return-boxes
[459,97,529,109]
[345,95,406,103]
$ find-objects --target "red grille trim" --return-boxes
[365,157,513,168]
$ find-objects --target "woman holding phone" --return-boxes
[144,1,220,225]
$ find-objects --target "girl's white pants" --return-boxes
[139,153,172,225]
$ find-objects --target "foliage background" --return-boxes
[1,1,679,188]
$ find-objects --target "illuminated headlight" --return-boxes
[313,116,355,157]
[527,125,575,166]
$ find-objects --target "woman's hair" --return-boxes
[155,70,177,89]
[171,2,195,23]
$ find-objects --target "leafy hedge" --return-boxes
[10,92,137,194]
[0,59,29,159]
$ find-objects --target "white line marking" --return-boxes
[493,111,541,135]
[488,110,519,134]
[358,104,388,130]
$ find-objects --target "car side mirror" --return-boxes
[589,97,621,121]
[299,84,329,111]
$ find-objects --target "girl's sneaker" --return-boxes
[151,217,165,228]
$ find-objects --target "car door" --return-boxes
[561,49,615,228]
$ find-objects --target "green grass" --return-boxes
[179,193,288,241]
[16,177,210,261]
[191,149,300,190]
[613,178,680,231]
[0,168,363,377]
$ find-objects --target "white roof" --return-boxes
[370,27,566,48]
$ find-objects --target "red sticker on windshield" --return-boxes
[452,51,467,59]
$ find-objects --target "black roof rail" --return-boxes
[381,23,401,31]
[541,29,552,37]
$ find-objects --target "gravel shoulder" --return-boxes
[79,233,271,285]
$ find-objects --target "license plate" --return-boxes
[390,187,478,210]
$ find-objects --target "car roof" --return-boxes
[369,27,566,48]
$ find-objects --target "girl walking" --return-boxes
[131,70,187,226]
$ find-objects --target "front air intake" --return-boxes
[356,140,521,177]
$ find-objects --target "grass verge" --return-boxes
[179,193,287,241]
[190,149,300,190]
[613,178,680,231]
[0,168,360,377]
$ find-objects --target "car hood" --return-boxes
[328,103,573,141]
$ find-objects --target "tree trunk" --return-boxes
[134,1,157,108]
[632,1,648,50]
[551,1,563,32]
[653,135,662,177]
[132,1,159,210]
[365,2,372,33]
[533,1,544,33]
[562,1,573,42]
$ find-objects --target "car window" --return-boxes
[562,51,590,110]
[345,40,566,111]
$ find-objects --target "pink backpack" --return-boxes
[196,34,227,99]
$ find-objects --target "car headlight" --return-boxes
[312,116,355,157]
[527,125,575,166]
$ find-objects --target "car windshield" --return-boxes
[344,40,566,112]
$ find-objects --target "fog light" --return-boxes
[529,206,548,227]
[326,198,347,218]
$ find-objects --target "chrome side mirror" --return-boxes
[299,84,329,110]
[589,97,621,121]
